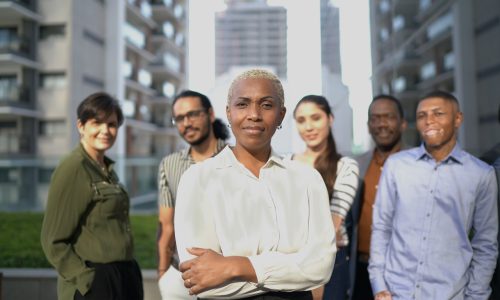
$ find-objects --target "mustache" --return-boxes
[183,126,198,135]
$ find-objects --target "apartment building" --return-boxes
[0,0,188,211]
[370,0,500,154]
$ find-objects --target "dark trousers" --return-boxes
[351,259,373,300]
[200,291,312,300]
[74,260,143,300]
[323,246,349,300]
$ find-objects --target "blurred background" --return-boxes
[0,0,499,213]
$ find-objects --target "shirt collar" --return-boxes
[78,143,115,171]
[416,142,465,164]
[217,146,286,169]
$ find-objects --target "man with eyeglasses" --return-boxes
[157,90,229,299]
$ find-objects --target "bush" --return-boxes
[0,212,158,269]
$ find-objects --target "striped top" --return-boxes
[332,156,359,247]
[158,139,226,208]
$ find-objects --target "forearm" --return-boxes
[157,221,175,275]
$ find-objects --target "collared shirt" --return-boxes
[369,144,498,300]
[158,139,226,207]
[41,144,134,300]
[175,146,336,299]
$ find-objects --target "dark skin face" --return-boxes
[368,99,407,152]
[416,97,463,161]
[226,77,286,158]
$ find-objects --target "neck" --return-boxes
[232,144,271,177]
[81,141,105,165]
[190,133,218,162]
[375,140,402,161]
[426,139,457,162]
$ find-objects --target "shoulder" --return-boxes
[51,148,90,186]
[461,150,495,174]
[339,156,359,168]
[160,150,185,166]
[282,159,323,182]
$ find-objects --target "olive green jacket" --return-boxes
[41,144,135,300]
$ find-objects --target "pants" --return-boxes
[323,246,349,300]
[74,260,143,300]
[159,266,196,300]
[200,291,313,300]
[351,258,373,300]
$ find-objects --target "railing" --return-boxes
[0,34,33,58]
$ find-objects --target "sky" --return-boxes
[187,0,373,152]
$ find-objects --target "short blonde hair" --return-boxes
[227,69,285,107]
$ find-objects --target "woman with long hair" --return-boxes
[293,95,359,300]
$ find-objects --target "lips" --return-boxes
[242,126,264,134]
[423,128,442,137]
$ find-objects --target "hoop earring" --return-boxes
[227,123,231,128]
[277,125,282,130]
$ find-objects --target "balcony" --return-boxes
[0,133,33,156]
[151,0,186,27]
[126,0,156,29]
[0,84,30,106]
[0,0,40,22]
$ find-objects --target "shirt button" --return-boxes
[419,261,423,265]
[423,237,427,240]
[426,213,430,217]
[416,284,420,288]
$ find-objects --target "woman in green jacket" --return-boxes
[41,92,143,300]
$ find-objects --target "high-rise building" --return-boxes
[320,0,352,154]
[215,0,287,78]
[370,0,500,154]
[0,0,188,211]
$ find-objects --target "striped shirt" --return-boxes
[332,156,359,246]
[158,139,226,208]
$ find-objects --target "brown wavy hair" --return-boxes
[294,95,342,198]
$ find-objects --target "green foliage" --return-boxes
[0,212,158,269]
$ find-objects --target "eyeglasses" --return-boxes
[172,109,207,125]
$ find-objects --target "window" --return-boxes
[38,168,55,183]
[39,25,66,40]
[393,15,405,32]
[163,81,175,98]
[138,69,152,87]
[39,73,66,89]
[124,23,145,48]
[39,120,66,137]
[0,27,17,50]
[427,12,452,40]
[392,76,406,93]
[164,53,180,72]
[163,22,175,39]
[443,52,454,71]
[0,75,17,100]
[420,61,436,80]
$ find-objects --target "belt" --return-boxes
[358,252,370,263]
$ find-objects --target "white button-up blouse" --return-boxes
[174,146,336,299]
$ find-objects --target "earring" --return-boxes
[277,125,282,130]
[227,123,231,128]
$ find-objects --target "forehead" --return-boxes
[369,98,399,115]
[295,102,324,116]
[417,97,454,112]
[91,111,118,123]
[173,96,203,114]
[231,78,278,100]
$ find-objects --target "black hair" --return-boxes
[293,95,341,198]
[370,94,404,119]
[77,92,124,126]
[173,90,229,141]
[419,90,460,109]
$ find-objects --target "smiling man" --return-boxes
[350,94,407,300]
[369,90,498,300]
[156,90,228,299]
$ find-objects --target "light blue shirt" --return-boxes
[369,144,498,300]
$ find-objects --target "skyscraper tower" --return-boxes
[215,0,287,78]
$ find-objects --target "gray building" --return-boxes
[370,0,500,154]
[215,0,287,78]
[0,0,188,211]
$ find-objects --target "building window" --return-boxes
[0,75,18,101]
[392,76,406,93]
[163,22,175,39]
[164,52,180,72]
[163,81,175,98]
[393,15,405,32]
[443,52,454,71]
[40,73,66,89]
[138,69,152,87]
[124,23,145,48]
[427,12,452,40]
[38,168,54,183]
[420,61,436,80]
[0,27,17,50]
[39,25,66,40]
[39,120,66,137]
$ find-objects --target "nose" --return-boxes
[247,103,262,121]
[304,120,313,130]
[100,123,111,133]
[182,116,192,127]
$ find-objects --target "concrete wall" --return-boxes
[0,269,161,300]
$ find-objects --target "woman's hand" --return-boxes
[179,247,256,295]
[374,290,392,300]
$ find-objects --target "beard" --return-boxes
[184,118,212,146]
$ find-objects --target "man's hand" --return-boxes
[375,290,392,300]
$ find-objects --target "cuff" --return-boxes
[76,267,95,296]
[371,275,388,295]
